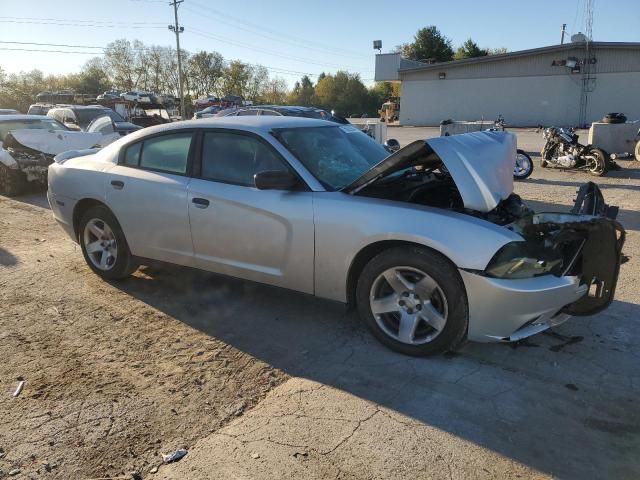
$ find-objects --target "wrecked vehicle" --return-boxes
[47,118,625,356]
[0,115,121,196]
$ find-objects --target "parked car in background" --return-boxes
[86,111,142,136]
[46,117,625,356]
[222,105,349,124]
[47,106,140,133]
[27,104,54,116]
[97,91,121,101]
[0,109,20,115]
[193,106,221,119]
[120,91,152,103]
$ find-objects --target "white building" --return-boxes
[375,40,640,127]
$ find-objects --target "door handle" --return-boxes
[110,180,124,190]
[192,197,210,208]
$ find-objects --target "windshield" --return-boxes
[0,118,68,142]
[274,125,389,190]
[103,110,125,122]
[75,109,110,129]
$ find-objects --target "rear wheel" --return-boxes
[78,205,138,280]
[356,246,468,356]
[0,164,26,197]
[514,149,534,180]
[586,148,607,176]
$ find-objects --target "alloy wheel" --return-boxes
[83,218,118,271]
[369,266,448,345]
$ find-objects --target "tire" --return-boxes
[635,140,640,162]
[514,149,534,180]
[586,148,608,176]
[78,205,138,280]
[355,246,468,356]
[0,164,26,197]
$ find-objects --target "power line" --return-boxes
[0,47,99,55]
[187,1,365,58]
[188,27,370,70]
[182,3,368,62]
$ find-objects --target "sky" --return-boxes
[0,0,638,86]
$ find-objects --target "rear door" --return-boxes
[187,129,315,293]
[105,131,196,266]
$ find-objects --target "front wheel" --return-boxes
[356,246,468,356]
[514,149,533,180]
[79,205,138,280]
[585,148,608,176]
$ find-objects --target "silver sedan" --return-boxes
[47,117,625,356]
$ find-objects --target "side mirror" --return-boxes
[254,170,298,190]
[384,138,401,153]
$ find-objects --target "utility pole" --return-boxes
[560,23,567,44]
[169,0,185,120]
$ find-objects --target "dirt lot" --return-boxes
[0,199,287,478]
[1,128,639,479]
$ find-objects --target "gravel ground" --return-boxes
[0,127,638,479]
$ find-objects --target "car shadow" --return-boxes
[0,247,18,266]
[7,190,51,210]
[112,262,640,479]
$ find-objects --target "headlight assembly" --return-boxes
[485,242,563,279]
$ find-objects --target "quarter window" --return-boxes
[201,132,287,186]
[123,142,142,166]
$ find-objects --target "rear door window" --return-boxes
[139,133,193,174]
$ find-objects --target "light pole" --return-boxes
[169,0,185,120]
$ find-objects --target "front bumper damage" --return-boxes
[464,182,626,342]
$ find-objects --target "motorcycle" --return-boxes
[540,127,610,176]
[491,115,534,180]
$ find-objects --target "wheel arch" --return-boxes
[345,240,460,308]
[72,198,113,240]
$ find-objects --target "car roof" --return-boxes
[123,116,336,140]
[0,114,53,122]
[50,105,105,110]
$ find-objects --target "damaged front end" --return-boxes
[477,182,626,341]
[496,183,626,316]
[3,132,54,184]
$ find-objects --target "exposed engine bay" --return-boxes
[355,148,626,317]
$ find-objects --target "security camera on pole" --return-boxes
[169,0,186,120]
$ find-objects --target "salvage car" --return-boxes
[0,114,122,196]
[224,105,350,124]
[46,117,625,356]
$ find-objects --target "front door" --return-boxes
[187,130,314,293]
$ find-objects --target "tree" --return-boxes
[287,75,314,106]
[245,65,269,103]
[454,39,488,60]
[397,26,454,63]
[103,40,137,90]
[74,58,111,93]
[261,77,288,105]
[220,61,251,97]
[487,47,509,55]
[314,71,371,116]
[187,50,224,98]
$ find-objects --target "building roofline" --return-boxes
[399,42,640,73]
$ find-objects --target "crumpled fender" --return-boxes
[0,142,19,169]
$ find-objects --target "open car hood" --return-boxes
[345,131,516,212]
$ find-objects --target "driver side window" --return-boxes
[200,132,287,187]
